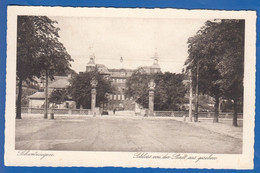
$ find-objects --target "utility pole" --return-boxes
[44,70,48,119]
[194,61,199,122]
[188,69,193,122]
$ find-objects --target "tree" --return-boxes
[49,89,68,105]
[185,19,244,126]
[16,16,72,119]
[125,71,186,111]
[186,20,225,122]
[69,69,113,109]
[214,20,245,126]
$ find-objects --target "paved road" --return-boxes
[15,117,242,153]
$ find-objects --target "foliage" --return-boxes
[185,19,244,125]
[21,87,37,107]
[125,71,186,111]
[197,95,215,112]
[16,16,73,119]
[49,89,68,104]
[17,16,72,81]
[68,69,114,109]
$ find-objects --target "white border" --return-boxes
[5,6,256,169]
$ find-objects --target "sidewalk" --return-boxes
[172,117,243,140]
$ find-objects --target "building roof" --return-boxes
[151,63,160,69]
[28,91,72,100]
[96,64,110,74]
[28,91,49,99]
[108,68,134,72]
[109,68,134,78]
[84,55,161,77]
[49,77,70,89]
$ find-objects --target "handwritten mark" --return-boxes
[133,152,217,163]
[17,150,54,160]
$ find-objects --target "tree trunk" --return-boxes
[213,96,219,123]
[233,98,238,127]
[16,79,23,119]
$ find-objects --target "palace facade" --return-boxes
[85,53,161,110]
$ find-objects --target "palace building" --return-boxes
[85,53,161,110]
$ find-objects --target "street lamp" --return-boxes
[194,60,200,122]
[188,69,193,122]
[44,71,49,119]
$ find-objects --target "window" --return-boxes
[118,95,121,100]
[110,95,113,100]
[113,95,117,100]
[122,95,125,100]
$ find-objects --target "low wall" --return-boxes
[154,111,243,119]
[21,107,90,115]
[20,107,243,119]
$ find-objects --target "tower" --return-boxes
[120,56,124,69]
[86,54,96,72]
[151,51,161,73]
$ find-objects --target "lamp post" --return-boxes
[44,70,49,119]
[188,69,193,122]
[90,78,98,116]
[148,79,156,116]
[194,61,199,122]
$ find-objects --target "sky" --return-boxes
[50,16,207,73]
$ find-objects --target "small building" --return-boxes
[28,75,76,108]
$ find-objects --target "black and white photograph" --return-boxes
[5,6,256,169]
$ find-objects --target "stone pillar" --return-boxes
[91,88,96,114]
[148,79,156,116]
[148,89,155,116]
[90,78,98,116]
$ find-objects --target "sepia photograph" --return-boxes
[5,6,256,169]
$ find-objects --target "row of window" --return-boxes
[110,94,125,101]
[112,78,126,83]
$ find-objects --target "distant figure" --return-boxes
[113,108,116,115]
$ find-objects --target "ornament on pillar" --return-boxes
[90,78,98,116]
[148,79,156,116]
